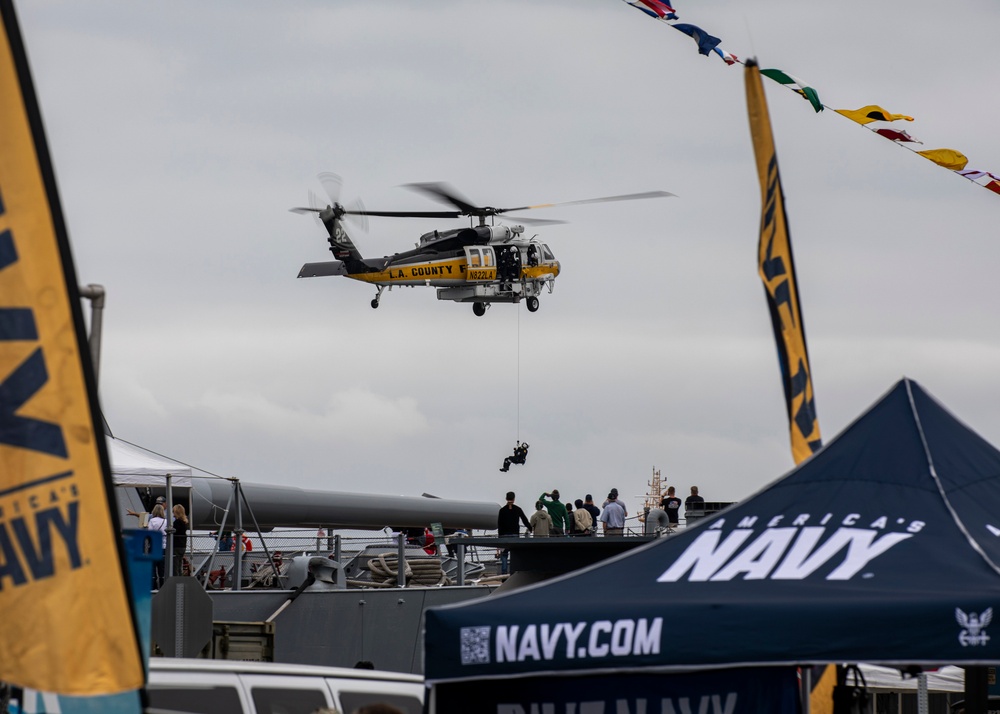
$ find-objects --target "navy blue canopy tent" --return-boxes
[424,379,1000,709]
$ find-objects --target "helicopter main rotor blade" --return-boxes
[343,209,463,219]
[290,206,461,219]
[502,215,567,226]
[497,190,676,214]
[405,183,675,219]
[294,179,674,224]
[403,182,482,215]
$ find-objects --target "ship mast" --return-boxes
[640,467,665,516]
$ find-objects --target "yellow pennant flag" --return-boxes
[0,0,144,695]
[917,148,969,171]
[745,59,822,465]
[834,105,914,125]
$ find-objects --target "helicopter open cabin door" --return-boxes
[434,246,500,317]
[465,246,496,283]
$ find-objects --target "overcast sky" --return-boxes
[15,0,1000,519]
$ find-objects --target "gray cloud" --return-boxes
[16,0,1000,512]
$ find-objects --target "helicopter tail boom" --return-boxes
[320,206,373,273]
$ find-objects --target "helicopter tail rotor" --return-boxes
[317,172,343,206]
[344,197,369,233]
[289,174,370,232]
[290,173,459,223]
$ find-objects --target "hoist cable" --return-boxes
[516,302,521,442]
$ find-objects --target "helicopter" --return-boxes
[292,174,674,316]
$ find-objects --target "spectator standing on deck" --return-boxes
[497,491,531,574]
[530,501,553,537]
[603,488,629,519]
[582,495,601,535]
[565,502,578,534]
[660,486,682,529]
[599,493,626,536]
[573,499,594,535]
[685,486,705,509]
[539,489,569,536]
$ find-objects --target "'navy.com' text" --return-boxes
[462,618,662,665]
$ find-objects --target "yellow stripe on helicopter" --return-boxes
[348,257,468,285]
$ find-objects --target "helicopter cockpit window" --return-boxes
[541,245,555,262]
[470,251,481,267]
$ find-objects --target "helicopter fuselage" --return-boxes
[298,219,560,314]
[346,244,559,288]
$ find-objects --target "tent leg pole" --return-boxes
[202,487,232,589]
[964,666,988,714]
[165,473,174,579]
[397,533,406,588]
[800,667,811,714]
[233,479,243,592]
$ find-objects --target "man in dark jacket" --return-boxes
[497,491,531,574]
[582,494,601,535]
[685,485,705,509]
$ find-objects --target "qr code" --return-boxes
[460,626,491,665]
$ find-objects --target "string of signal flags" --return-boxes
[622,0,1000,198]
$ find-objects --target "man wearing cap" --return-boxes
[602,488,628,518]
[538,490,569,536]
[126,495,166,523]
[599,492,626,536]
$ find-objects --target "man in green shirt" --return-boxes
[539,489,569,536]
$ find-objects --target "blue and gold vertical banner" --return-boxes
[0,0,145,696]
[745,59,822,465]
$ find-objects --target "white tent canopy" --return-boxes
[861,665,964,693]
[108,437,193,487]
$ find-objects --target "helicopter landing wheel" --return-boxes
[370,299,379,309]
[526,296,539,313]
[472,302,487,317]
[371,286,386,309]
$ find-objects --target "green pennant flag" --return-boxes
[761,68,823,113]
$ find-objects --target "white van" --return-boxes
[147,658,424,714]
